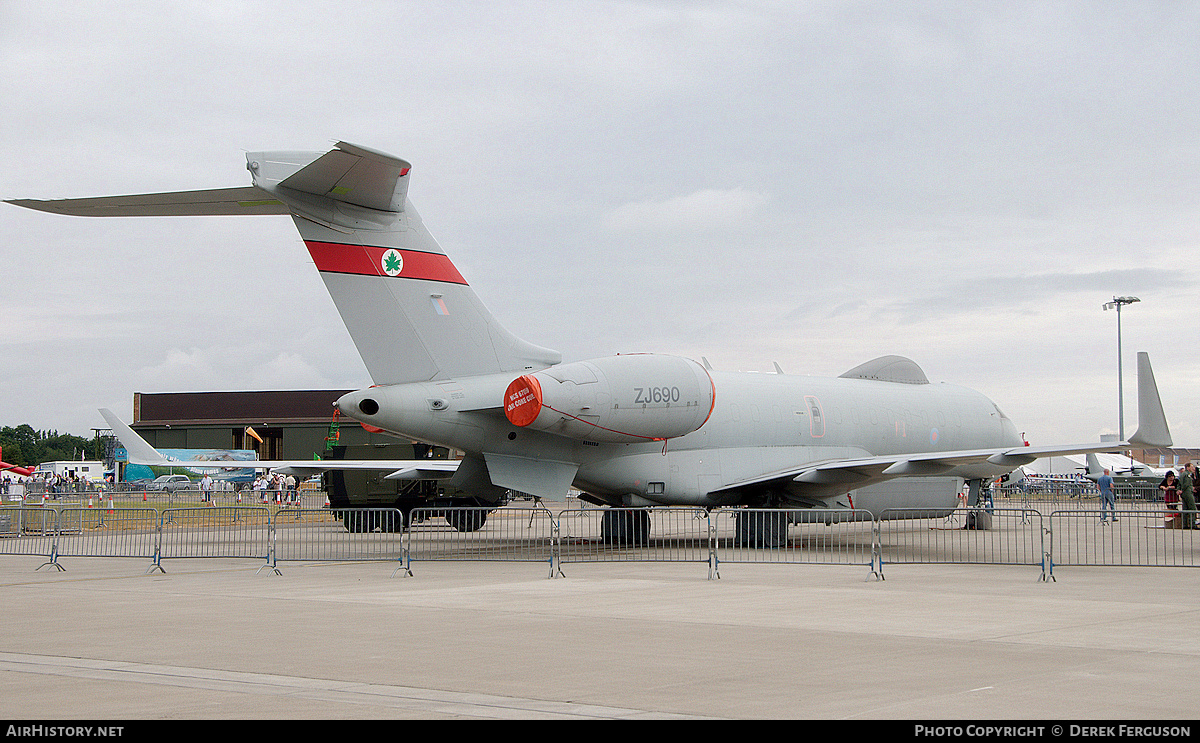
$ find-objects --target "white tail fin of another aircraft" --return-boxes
[10,142,560,385]
[98,408,171,466]
[1127,351,1172,448]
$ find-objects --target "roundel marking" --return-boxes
[381,249,404,276]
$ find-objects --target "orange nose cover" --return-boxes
[504,374,543,427]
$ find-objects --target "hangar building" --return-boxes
[123,390,462,507]
[129,390,368,460]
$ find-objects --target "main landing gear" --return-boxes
[733,509,791,548]
[340,499,492,533]
[594,507,794,547]
[341,508,406,533]
[445,507,489,532]
[600,508,651,545]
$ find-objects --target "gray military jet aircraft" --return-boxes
[9,142,1173,542]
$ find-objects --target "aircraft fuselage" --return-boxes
[337,359,1024,509]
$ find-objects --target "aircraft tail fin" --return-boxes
[11,143,561,385]
[1085,453,1104,477]
[99,409,171,466]
[1127,352,1172,448]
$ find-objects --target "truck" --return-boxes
[323,443,498,532]
[31,460,107,483]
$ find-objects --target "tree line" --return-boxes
[0,425,101,467]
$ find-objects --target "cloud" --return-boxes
[133,348,218,392]
[131,348,334,394]
[882,267,1190,324]
[604,189,769,233]
[248,352,332,390]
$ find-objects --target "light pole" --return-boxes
[1102,296,1140,442]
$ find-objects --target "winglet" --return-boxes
[1127,352,1172,448]
[98,409,171,466]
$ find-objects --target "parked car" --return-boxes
[147,475,192,492]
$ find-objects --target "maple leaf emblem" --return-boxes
[381,250,404,276]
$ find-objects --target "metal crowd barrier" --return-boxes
[0,507,56,565]
[53,508,159,565]
[274,508,405,569]
[0,505,276,573]
[3,503,1200,580]
[878,507,1047,579]
[1048,509,1200,577]
[157,507,272,572]
[992,485,1162,509]
[709,508,877,579]
[557,506,712,572]
[405,506,557,577]
[56,488,313,510]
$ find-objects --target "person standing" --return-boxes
[200,474,214,505]
[1098,468,1116,523]
[1180,463,1197,529]
[1160,472,1180,527]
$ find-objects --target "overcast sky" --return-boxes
[2,1,1197,451]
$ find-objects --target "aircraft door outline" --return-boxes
[804,395,825,438]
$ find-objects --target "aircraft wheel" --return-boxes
[377,510,404,533]
[446,508,488,532]
[734,509,789,548]
[601,508,650,546]
[342,511,368,533]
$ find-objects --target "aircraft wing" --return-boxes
[250,460,458,479]
[709,441,1134,502]
[714,351,1173,503]
[99,409,458,480]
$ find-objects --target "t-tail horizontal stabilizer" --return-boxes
[1127,351,1172,448]
[6,187,290,217]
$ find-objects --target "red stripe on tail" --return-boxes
[305,241,468,285]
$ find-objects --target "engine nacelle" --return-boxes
[503,354,715,444]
